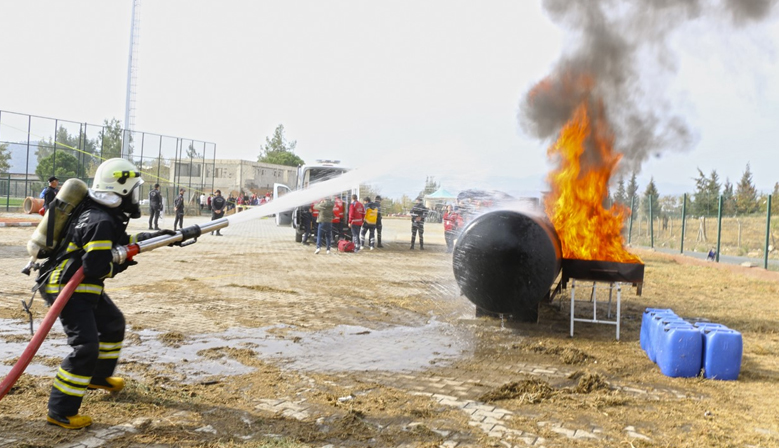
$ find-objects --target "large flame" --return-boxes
[543,102,642,264]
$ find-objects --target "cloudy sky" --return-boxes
[1,0,778,199]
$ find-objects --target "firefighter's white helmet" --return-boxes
[92,158,144,199]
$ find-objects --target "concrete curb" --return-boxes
[0,222,36,227]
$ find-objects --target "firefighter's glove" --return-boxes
[113,259,137,275]
[136,229,177,242]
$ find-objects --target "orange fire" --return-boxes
[543,101,642,264]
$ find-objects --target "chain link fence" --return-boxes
[624,194,777,270]
[0,110,216,215]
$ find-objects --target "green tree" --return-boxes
[692,168,720,216]
[185,142,202,159]
[722,179,736,216]
[735,163,758,215]
[626,172,639,208]
[0,143,10,173]
[419,176,440,199]
[641,177,660,218]
[772,182,779,215]
[36,126,98,178]
[36,152,79,182]
[659,195,682,217]
[98,118,128,160]
[258,124,304,167]
[613,176,627,208]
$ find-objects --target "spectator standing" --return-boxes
[210,190,226,236]
[43,176,59,211]
[443,204,463,253]
[173,188,185,231]
[332,196,345,240]
[348,194,365,253]
[410,197,428,250]
[375,195,384,248]
[313,197,335,254]
[206,194,212,211]
[148,183,163,230]
[199,193,207,211]
[360,196,379,250]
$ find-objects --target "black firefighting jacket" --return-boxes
[42,200,143,301]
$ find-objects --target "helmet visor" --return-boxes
[130,178,144,204]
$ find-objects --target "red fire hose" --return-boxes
[0,267,85,400]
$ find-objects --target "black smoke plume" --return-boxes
[520,0,777,174]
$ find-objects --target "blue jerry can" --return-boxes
[656,325,702,378]
[702,328,742,381]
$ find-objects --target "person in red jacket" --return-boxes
[443,204,464,253]
[332,196,345,240]
[348,194,365,252]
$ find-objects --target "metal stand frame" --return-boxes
[569,279,622,340]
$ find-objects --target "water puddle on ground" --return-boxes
[0,318,472,383]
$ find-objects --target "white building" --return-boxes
[172,158,298,196]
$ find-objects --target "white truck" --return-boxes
[273,160,358,243]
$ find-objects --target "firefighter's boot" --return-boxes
[47,413,93,429]
[88,376,125,392]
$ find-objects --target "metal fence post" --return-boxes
[680,193,687,254]
[765,194,773,270]
[716,195,723,263]
[628,195,635,245]
[649,197,654,248]
[4,174,9,212]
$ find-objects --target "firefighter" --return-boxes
[39,158,174,429]
[300,205,313,245]
[148,183,163,230]
[173,188,185,231]
[410,197,428,250]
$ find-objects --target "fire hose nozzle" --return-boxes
[21,259,36,276]
[111,245,131,264]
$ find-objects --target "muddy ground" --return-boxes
[0,213,778,447]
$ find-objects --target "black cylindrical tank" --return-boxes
[452,210,561,322]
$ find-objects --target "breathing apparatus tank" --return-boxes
[22,178,89,274]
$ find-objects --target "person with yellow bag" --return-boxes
[360,196,379,251]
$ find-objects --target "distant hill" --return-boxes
[5,142,37,174]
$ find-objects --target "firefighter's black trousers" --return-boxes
[411,223,424,247]
[48,292,125,417]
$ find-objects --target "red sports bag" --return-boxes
[338,240,355,252]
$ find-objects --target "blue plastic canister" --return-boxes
[693,322,728,332]
[649,314,686,362]
[656,324,702,378]
[641,309,674,355]
[702,328,742,381]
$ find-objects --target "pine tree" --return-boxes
[693,169,720,216]
[626,172,639,210]
[722,179,735,216]
[613,176,627,207]
[642,177,660,218]
[735,163,758,215]
[257,124,304,167]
